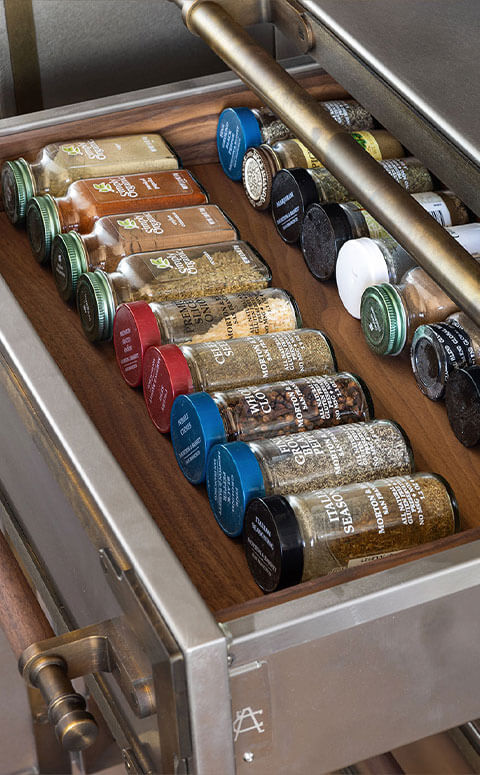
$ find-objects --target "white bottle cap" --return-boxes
[336,237,390,319]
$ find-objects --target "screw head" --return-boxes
[243,751,254,763]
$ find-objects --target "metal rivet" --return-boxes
[243,751,254,763]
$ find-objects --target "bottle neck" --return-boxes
[375,236,416,283]
[82,232,107,269]
[56,194,82,232]
[29,159,50,194]
[341,203,370,239]
[107,271,134,307]
[399,268,459,342]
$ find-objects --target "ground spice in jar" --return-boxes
[52,206,240,301]
[113,288,301,387]
[26,169,208,265]
[170,372,372,484]
[1,133,179,225]
[76,242,272,342]
[206,420,414,537]
[272,158,435,244]
[142,329,336,433]
[445,365,480,447]
[411,312,480,400]
[244,472,459,592]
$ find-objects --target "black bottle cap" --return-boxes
[244,495,304,593]
[271,168,318,244]
[300,203,353,281]
[445,365,480,447]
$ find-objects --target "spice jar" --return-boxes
[445,365,480,447]
[76,241,271,342]
[340,222,480,320]
[301,191,469,282]
[207,420,413,537]
[51,205,239,301]
[170,372,372,484]
[242,130,404,210]
[411,312,480,400]
[1,133,179,225]
[216,101,375,181]
[244,472,459,592]
[114,288,300,387]
[26,169,208,265]
[142,329,336,433]
[271,158,435,244]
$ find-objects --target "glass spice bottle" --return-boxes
[142,329,336,433]
[216,101,375,181]
[271,158,436,244]
[242,130,404,210]
[170,372,372,484]
[445,364,480,447]
[1,133,179,225]
[113,287,300,387]
[340,222,480,320]
[76,241,272,342]
[26,169,208,265]
[411,312,480,400]
[206,420,413,537]
[244,472,459,592]
[51,205,239,302]
[301,191,469,282]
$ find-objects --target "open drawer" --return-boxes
[1,63,480,775]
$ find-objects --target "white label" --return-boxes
[446,223,480,256]
[412,191,452,227]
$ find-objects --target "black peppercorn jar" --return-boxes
[170,372,374,484]
[206,420,414,537]
[445,365,480,447]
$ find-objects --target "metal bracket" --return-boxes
[19,616,156,720]
[175,0,314,53]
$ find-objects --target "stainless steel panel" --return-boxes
[300,0,480,214]
[225,541,480,773]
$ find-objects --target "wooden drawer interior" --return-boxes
[1,70,479,622]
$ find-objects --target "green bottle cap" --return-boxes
[360,283,406,355]
[1,158,35,224]
[26,195,61,264]
[76,270,115,342]
[51,231,88,302]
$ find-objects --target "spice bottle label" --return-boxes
[322,100,353,127]
[351,131,382,160]
[291,140,324,169]
[446,225,480,256]
[56,134,176,171]
[412,191,452,227]
[87,171,195,203]
[380,159,410,186]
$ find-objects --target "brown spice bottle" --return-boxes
[26,169,208,265]
[244,473,459,592]
[51,205,239,301]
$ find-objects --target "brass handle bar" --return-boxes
[169,0,480,327]
[0,530,97,751]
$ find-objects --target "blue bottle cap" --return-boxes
[170,392,227,484]
[217,108,263,181]
[206,442,266,537]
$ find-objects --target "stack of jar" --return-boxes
[215,100,480,451]
[2,122,460,594]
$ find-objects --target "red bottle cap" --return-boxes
[114,302,162,388]
[143,344,194,433]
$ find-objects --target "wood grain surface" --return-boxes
[1,80,479,619]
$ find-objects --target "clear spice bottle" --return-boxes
[170,372,372,484]
[445,365,480,447]
[244,472,459,592]
[76,241,271,342]
[340,222,480,320]
[51,205,239,302]
[113,288,300,387]
[142,329,336,433]
[206,420,413,537]
[411,312,480,400]
[242,130,404,210]
[1,133,179,225]
[301,191,469,282]
[26,170,208,265]
[272,158,435,244]
[216,101,375,180]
